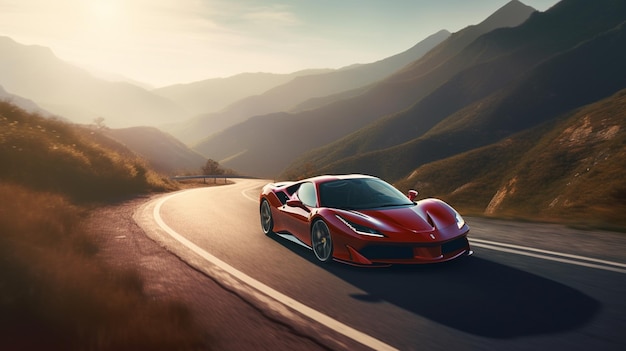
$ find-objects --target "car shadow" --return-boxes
[268,234,600,339]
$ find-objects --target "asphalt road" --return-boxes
[134,179,626,351]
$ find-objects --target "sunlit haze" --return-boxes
[0,0,559,87]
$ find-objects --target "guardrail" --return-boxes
[169,175,257,183]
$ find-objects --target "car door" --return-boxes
[280,182,317,246]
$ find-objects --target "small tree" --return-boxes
[93,117,107,130]
[202,159,224,175]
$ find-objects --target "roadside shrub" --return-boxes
[0,183,208,350]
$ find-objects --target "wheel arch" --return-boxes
[309,210,354,263]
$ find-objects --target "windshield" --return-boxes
[318,178,413,210]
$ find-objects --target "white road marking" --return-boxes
[241,183,261,203]
[153,182,624,351]
[245,180,625,274]
[153,190,399,351]
[470,238,626,274]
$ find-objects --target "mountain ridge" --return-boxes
[153,69,333,117]
[166,29,451,144]
[282,0,626,180]
[0,36,190,128]
[192,0,537,177]
[301,19,626,182]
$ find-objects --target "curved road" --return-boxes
[134,179,626,351]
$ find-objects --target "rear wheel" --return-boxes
[311,220,333,263]
[260,200,273,235]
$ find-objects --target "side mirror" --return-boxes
[286,199,302,207]
[408,190,418,201]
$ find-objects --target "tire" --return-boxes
[260,199,274,235]
[311,220,333,263]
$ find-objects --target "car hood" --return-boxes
[355,206,434,233]
[344,199,464,235]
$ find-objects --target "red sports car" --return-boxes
[259,174,471,266]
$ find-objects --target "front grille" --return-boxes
[442,237,469,255]
[359,236,468,260]
[359,245,414,260]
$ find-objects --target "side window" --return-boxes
[298,182,317,207]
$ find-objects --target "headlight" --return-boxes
[454,211,465,230]
[336,215,385,237]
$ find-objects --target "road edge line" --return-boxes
[153,191,399,351]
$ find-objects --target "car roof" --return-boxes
[305,174,377,184]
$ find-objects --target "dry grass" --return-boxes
[0,101,175,203]
[395,89,626,229]
[0,182,208,350]
[0,102,211,349]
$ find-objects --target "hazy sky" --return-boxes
[0,0,560,87]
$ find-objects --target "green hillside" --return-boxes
[0,102,208,349]
[396,89,626,227]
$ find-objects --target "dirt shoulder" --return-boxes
[85,195,328,351]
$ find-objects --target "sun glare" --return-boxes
[89,0,119,22]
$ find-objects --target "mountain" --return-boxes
[166,29,451,144]
[103,127,207,174]
[394,88,626,226]
[282,0,626,180]
[153,70,332,117]
[192,0,537,177]
[0,85,53,117]
[0,36,190,127]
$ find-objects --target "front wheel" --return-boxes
[311,220,333,263]
[260,199,273,235]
